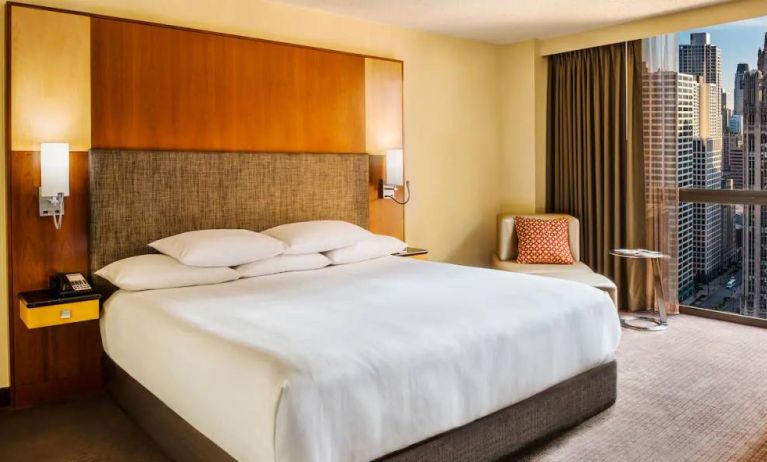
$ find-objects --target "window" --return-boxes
[644,19,767,321]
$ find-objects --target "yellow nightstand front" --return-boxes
[19,291,100,329]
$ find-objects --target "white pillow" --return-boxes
[236,253,330,278]
[262,220,372,255]
[95,254,240,291]
[324,235,407,265]
[149,229,285,267]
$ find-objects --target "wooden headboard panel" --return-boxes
[88,150,369,273]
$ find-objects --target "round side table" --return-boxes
[610,248,669,331]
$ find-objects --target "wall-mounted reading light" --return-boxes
[39,142,70,230]
[378,148,410,205]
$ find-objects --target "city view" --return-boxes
[645,19,767,319]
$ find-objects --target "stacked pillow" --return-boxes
[236,253,330,278]
[323,235,407,265]
[95,254,241,291]
[95,221,408,291]
[149,229,285,267]
[261,220,406,265]
[262,220,373,255]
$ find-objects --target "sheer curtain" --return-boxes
[642,34,680,313]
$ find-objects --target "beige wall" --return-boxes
[498,40,547,214]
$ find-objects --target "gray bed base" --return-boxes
[104,357,616,462]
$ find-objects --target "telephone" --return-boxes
[51,272,93,297]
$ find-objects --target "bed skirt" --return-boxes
[104,356,617,461]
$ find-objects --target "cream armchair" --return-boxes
[492,213,618,307]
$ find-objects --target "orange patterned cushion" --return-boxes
[514,216,574,264]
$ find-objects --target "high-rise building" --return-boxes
[722,90,733,184]
[734,63,749,115]
[643,69,696,300]
[742,34,767,318]
[720,179,738,267]
[728,115,745,189]
[678,74,697,299]
[680,33,722,133]
[720,91,738,267]
[722,90,731,136]
[680,34,723,281]
[728,131,744,189]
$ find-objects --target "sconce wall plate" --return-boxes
[39,188,64,217]
[378,179,397,199]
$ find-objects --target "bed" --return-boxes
[90,150,620,462]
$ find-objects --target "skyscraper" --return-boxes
[643,69,696,300]
[678,74,697,299]
[728,117,744,189]
[680,33,723,281]
[722,89,734,185]
[734,63,749,115]
[742,34,767,318]
[722,90,731,137]
[721,91,737,267]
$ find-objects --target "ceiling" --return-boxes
[269,0,732,44]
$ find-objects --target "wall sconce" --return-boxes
[39,142,70,230]
[378,148,410,205]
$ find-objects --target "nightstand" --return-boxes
[18,289,101,329]
[393,247,429,260]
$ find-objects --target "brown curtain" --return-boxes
[546,40,650,311]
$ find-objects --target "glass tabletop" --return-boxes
[610,248,668,259]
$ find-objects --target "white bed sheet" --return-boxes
[101,257,620,462]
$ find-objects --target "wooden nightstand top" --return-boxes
[19,289,101,308]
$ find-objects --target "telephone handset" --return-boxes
[51,272,93,297]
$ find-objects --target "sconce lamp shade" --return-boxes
[385,149,404,186]
[40,143,70,197]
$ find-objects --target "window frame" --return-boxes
[679,188,767,205]
[678,188,767,326]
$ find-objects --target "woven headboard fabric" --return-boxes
[89,150,369,273]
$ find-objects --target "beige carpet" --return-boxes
[522,314,767,462]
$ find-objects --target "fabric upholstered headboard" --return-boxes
[89,150,369,274]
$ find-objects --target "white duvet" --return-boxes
[101,257,620,462]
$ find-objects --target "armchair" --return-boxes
[492,213,618,307]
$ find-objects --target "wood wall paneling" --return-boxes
[365,58,405,239]
[8,5,98,408]
[10,6,91,151]
[9,151,101,408]
[90,18,366,153]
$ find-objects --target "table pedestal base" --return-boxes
[620,314,668,331]
[609,253,670,332]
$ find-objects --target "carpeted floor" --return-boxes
[0,396,168,462]
[0,314,766,461]
[522,314,767,462]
